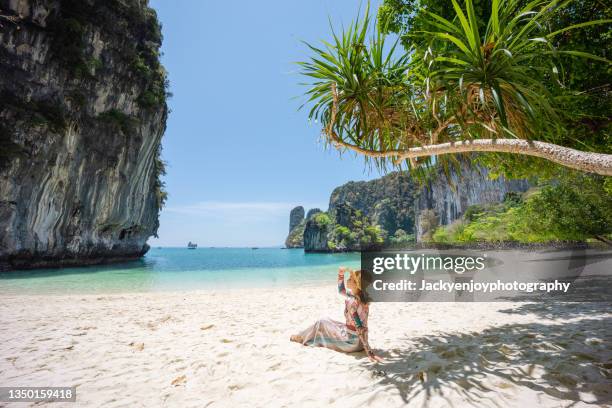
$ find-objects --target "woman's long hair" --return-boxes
[351,269,369,304]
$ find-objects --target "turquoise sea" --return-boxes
[0,248,360,295]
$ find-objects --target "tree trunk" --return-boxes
[594,235,612,246]
[331,137,612,176]
[326,84,612,175]
[395,139,612,176]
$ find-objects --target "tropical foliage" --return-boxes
[326,207,386,250]
[299,0,611,175]
[431,173,612,243]
[379,0,612,179]
[388,228,416,246]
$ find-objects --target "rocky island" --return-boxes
[286,162,529,252]
[0,0,168,269]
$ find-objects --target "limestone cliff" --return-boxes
[295,162,529,252]
[0,0,168,269]
[299,172,416,252]
[285,207,321,249]
[285,221,305,248]
[329,172,416,237]
[288,206,304,233]
[303,212,330,252]
[415,164,530,241]
[306,208,321,219]
[285,206,305,248]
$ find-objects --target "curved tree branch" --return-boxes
[326,84,612,176]
[395,139,612,175]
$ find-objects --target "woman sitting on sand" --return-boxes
[290,267,383,362]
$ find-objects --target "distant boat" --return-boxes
[187,242,197,249]
[251,247,259,250]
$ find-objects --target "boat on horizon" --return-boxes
[187,242,197,249]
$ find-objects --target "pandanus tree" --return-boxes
[299,0,612,175]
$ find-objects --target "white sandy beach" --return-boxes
[0,284,610,407]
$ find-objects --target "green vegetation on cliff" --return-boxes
[48,0,168,105]
[97,109,136,135]
[313,213,332,228]
[388,229,416,247]
[326,207,385,251]
[431,173,612,244]
[285,220,306,248]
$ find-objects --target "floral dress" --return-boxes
[296,275,372,354]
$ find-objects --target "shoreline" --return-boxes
[0,250,149,272]
[2,242,608,273]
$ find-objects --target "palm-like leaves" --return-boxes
[299,0,611,169]
[299,9,414,166]
[418,0,607,140]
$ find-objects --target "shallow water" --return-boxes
[0,248,360,295]
[1,247,610,297]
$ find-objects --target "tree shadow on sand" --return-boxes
[356,315,611,406]
[498,301,612,320]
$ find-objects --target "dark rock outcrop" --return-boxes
[285,206,305,248]
[301,172,416,252]
[329,172,416,236]
[0,0,168,269]
[301,173,417,251]
[303,213,330,252]
[285,223,305,249]
[306,208,321,219]
[285,207,322,248]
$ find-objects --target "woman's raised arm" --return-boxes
[338,267,347,296]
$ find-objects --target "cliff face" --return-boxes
[285,222,305,248]
[303,172,416,252]
[415,164,530,241]
[285,207,321,249]
[0,0,168,269]
[285,206,305,248]
[288,206,304,233]
[303,213,330,252]
[306,208,321,219]
[329,172,416,236]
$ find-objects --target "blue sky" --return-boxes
[148,0,385,247]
